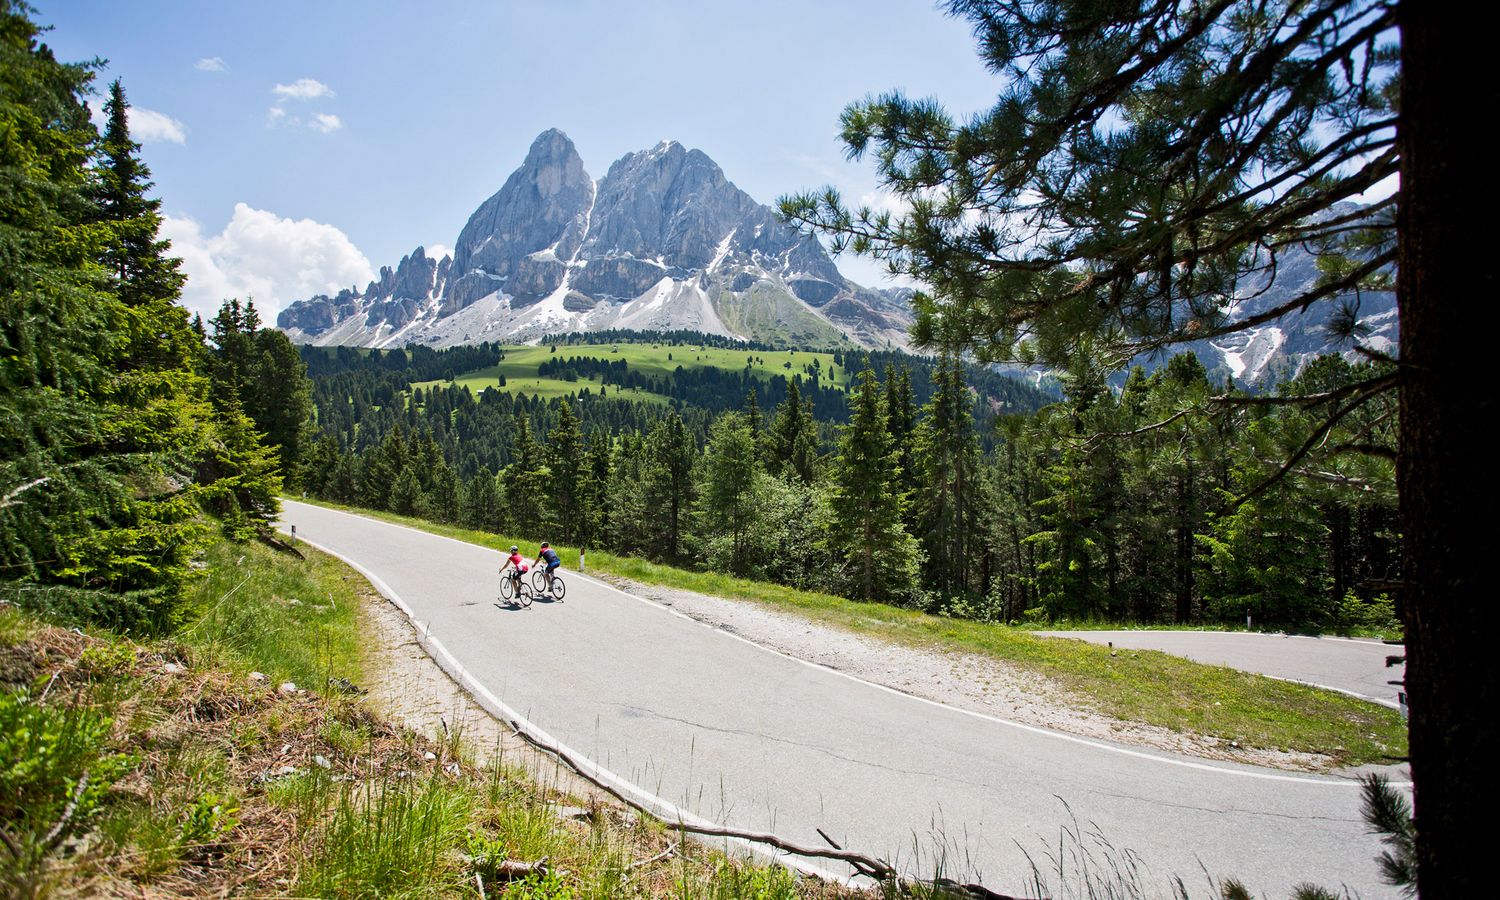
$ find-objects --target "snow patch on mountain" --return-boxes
[277,129,911,349]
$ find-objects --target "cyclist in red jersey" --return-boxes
[500,545,529,594]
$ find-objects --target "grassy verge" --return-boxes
[1014,617,1404,641]
[287,499,1408,768]
[0,542,858,899]
[180,539,366,688]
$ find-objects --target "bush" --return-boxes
[1334,592,1400,634]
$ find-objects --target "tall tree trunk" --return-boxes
[1398,3,1498,893]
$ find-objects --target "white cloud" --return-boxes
[195,57,227,72]
[858,190,911,219]
[267,79,342,134]
[129,107,188,144]
[272,78,334,101]
[160,203,375,320]
[426,243,453,262]
[85,100,188,144]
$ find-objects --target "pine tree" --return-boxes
[824,369,920,602]
[766,378,817,483]
[635,412,694,562]
[696,413,759,576]
[786,4,1494,890]
[911,355,980,601]
[544,400,588,543]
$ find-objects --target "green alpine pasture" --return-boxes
[412,342,857,402]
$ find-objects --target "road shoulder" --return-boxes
[595,573,1344,772]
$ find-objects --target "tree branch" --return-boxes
[1233,378,1394,507]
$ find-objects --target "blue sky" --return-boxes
[38,1,1000,319]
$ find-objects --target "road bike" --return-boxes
[499,571,536,608]
[531,567,566,600]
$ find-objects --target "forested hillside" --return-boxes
[0,17,300,631]
[295,335,1397,632]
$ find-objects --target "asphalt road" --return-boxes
[278,501,1406,897]
[1040,630,1405,708]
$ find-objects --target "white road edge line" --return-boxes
[286,528,853,886]
[279,501,1412,789]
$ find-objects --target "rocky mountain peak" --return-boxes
[444,129,594,312]
[584,140,754,270]
[277,128,915,349]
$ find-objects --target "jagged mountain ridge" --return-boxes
[278,129,912,349]
[1175,203,1397,387]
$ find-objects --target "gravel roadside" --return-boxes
[594,573,1335,772]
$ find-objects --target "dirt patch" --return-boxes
[595,574,1337,772]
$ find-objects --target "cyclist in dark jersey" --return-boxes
[534,542,562,591]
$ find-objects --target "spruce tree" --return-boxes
[911,355,980,601]
[825,369,920,602]
[884,367,915,492]
[644,412,696,561]
[606,431,650,556]
[544,400,588,543]
[696,412,759,576]
[582,428,611,549]
[2,13,234,626]
[92,79,184,309]
[203,299,311,493]
[767,378,818,483]
[504,411,545,536]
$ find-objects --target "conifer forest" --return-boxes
[291,336,1398,633]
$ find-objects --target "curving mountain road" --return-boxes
[1040,630,1404,708]
[278,500,1406,897]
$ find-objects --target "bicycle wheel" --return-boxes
[499,575,514,600]
[531,568,548,592]
[550,575,566,600]
[517,582,534,608]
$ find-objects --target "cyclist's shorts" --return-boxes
[545,560,561,571]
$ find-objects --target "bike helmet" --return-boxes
[509,545,519,552]
[541,541,550,548]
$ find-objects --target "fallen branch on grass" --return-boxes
[465,854,553,882]
[626,841,678,871]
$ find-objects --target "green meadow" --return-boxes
[412,342,857,402]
